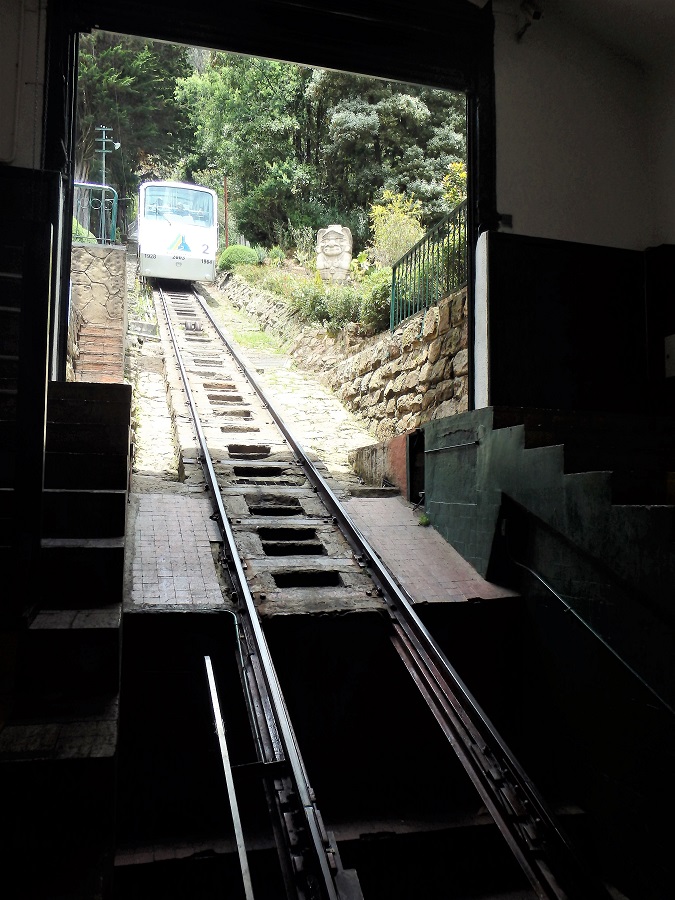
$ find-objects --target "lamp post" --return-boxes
[223,175,229,247]
[94,125,121,242]
[95,125,121,187]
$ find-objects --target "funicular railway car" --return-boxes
[137,180,218,282]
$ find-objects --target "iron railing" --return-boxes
[72,182,119,244]
[390,200,467,329]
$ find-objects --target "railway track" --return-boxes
[149,283,614,900]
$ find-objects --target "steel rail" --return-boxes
[204,655,255,900]
[157,287,340,900]
[195,287,613,900]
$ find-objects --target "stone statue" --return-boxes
[316,225,352,283]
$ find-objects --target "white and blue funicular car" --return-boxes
[137,180,218,282]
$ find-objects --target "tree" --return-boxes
[177,54,466,248]
[76,32,192,198]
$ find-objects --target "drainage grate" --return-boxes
[234,466,283,478]
[272,571,342,588]
[228,444,271,459]
[220,424,260,433]
[258,527,317,541]
[209,394,244,404]
[264,542,326,556]
[247,496,302,516]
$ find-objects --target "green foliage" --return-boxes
[218,244,259,271]
[71,216,97,244]
[287,222,315,265]
[234,263,393,335]
[442,160,467,209]
[176,53,466,246]
[358,268,393,331]
[251,245,268,264]
[369,190,425,266]
[76,32,192,196]
[268,246,286,267]
[417,513,430,527]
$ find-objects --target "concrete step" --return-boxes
[74,370,125,384]
[45,450,129,491]
[0,698,118,897]
[48,380,131,410]
[42,488,127,539]
[13,607,121,710]
[40,537,125,608]
[0,306,20,356]
[46,420,130,455]
[0,695,119,760]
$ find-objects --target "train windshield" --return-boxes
[144,186,213,226]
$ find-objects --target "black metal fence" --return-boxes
[72,182,120,244]
[390,200,467,329]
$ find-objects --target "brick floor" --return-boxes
[130,494,224,606]
[343,495,517,604]
[128,491,515,608]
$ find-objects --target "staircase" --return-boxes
[423,406,675,700]
[423,405,675,899]
[0,380,131,898]
[75,322,126,383]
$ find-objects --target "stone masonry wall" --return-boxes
[65,304,84,382]
[212,273,468,444]
[70,245,127,382]
[70,245,126,324]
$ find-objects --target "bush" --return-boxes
[324,283,361,334]
[218,244,259,271]
[358,268,393,331]
[251,244,268,264]
[234,260,395,335]
[268,245,285,267]
[72,216,97,244]
[369,190,424,267]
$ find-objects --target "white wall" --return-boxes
[492,0,654,250]
[0,0,46,168]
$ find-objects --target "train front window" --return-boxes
[144,187,213,226]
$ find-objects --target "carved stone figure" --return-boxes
[316,225,352,283]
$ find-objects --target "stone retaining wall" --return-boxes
[214,273,468,444]
[71,244,127,324]
[70,244,127,382]
[65,304,84,382]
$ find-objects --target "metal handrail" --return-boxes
[73,182,119,244]
[390,199,467,329]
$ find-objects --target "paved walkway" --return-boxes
[126,490,515,608]
[344,495,516,603]
[128,494,224,607]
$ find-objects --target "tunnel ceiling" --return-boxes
[69,0,492,92]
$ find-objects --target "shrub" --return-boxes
[358,268,393,331]
[234,260,395,335]
[268,245,286,267]
[287,222,315,265]
[289,279,330,324]
[369,190,424,267]
[251,244,268,264]
[218,244,259,271]
[324,283,361,334]
[72,216,97,244]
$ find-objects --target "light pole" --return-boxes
[95,125,120,186]
[94,125,121,242]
